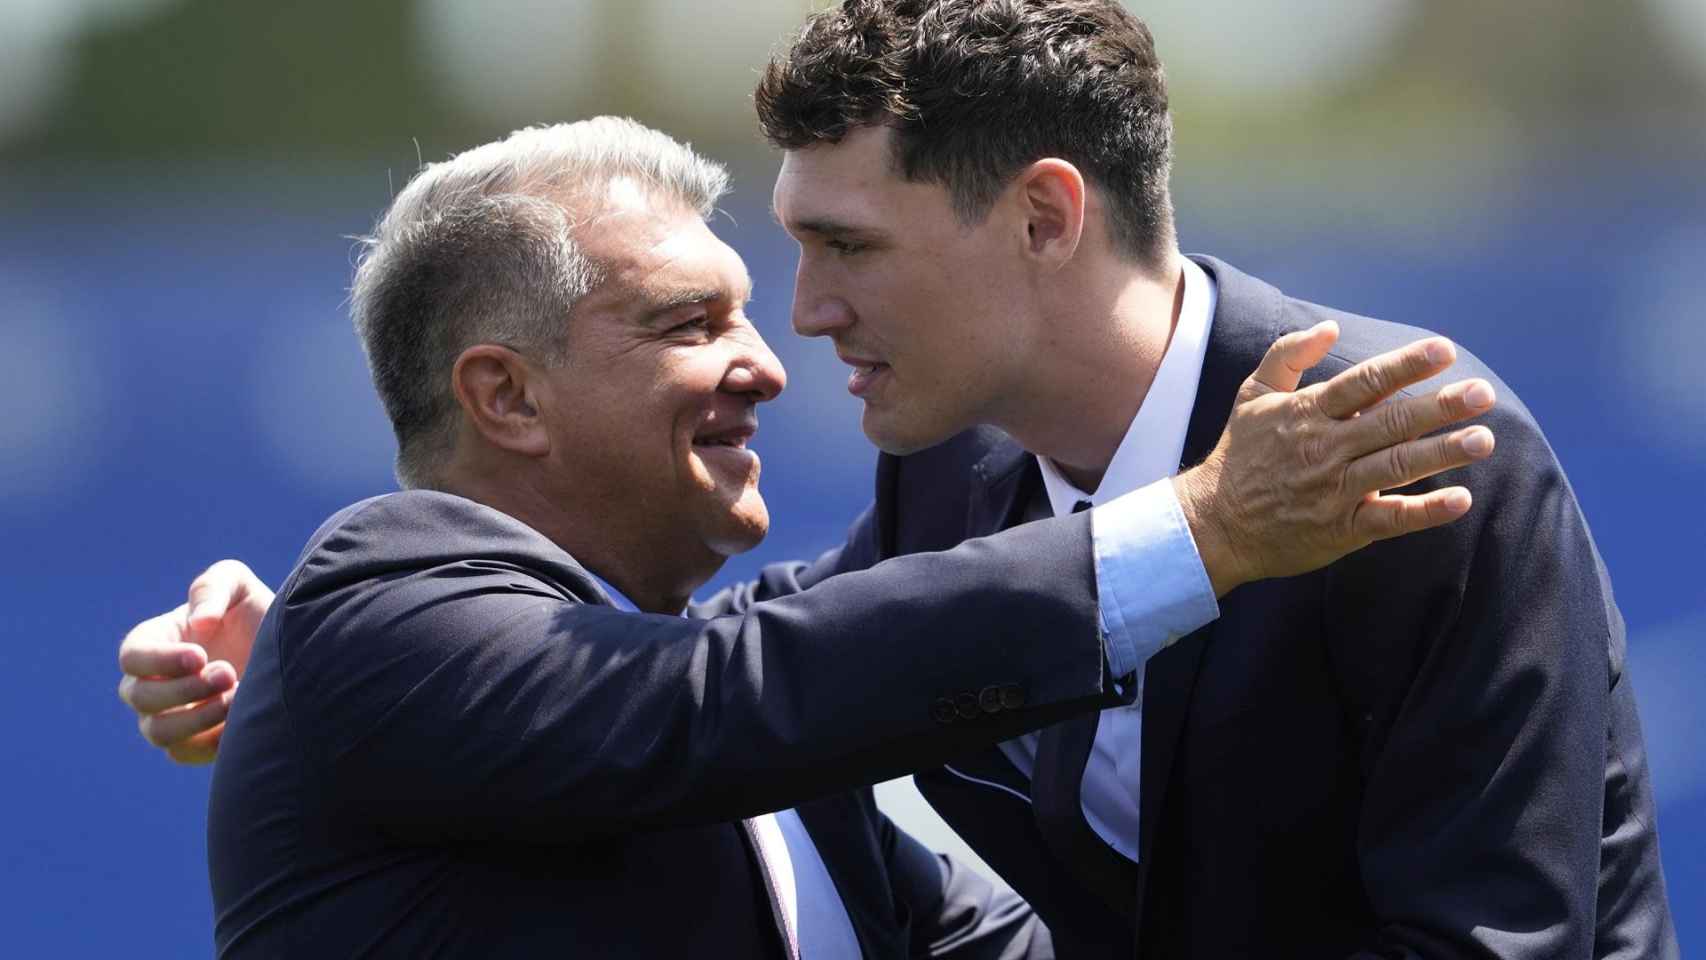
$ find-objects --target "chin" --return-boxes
[702,496,770,557]
[861,408,957,457]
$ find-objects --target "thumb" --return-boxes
[1246,320,1339,397]
[186,560,249,636]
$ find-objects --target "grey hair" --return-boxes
[350,116,731,488]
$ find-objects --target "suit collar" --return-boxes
[967,435,1041,539]
[1177,255,1289,468]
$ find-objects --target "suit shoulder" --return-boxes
[283,490,586,607]
[1283,298,1540,431]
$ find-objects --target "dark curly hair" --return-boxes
[756,0,1175,267]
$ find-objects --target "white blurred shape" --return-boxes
[1133,0,1419,102]
[875,777,1003,884]
[640,0,812,120]
[416,0,603,123]
[1615,227,1706,453]
[245,302,398,495]
[1628,612,1706,807]
[1644,0,1706,80]
[0,0,181,144]
[0,274,105,504]
[0,31,71,144]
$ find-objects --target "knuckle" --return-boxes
[1434,433,1458,468]
[1302,431,1332,471]
[1385,443,1410,483]
[1356,362,1388,399]
[1381,400,1412,440]
[1437,386,1461,420]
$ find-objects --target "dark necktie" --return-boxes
[1030,498,1141,917]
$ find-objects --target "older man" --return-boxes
[121,112,1495,957]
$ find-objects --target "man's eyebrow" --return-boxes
[636,280,753,321]
[783,215,885,240]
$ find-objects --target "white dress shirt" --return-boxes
[1000,256,1219,861]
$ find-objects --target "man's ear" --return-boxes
[1016,159,1086,266]
[451,344,550,457]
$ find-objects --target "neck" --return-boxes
[438,461,712,614]
[993,248,1185,493]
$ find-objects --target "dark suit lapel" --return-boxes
[1133,257,1289,939]
[1032,712,1140,917]
[965,436,1039,538]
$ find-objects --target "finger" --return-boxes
[186,559,255,635]
[165,726,224,766]
[118,661,237,715]
[1338,379,1497,459]
[1245,321,1339,397]
[138,687,236,750]
[117,604,207,678]
[1344,425,1495,495]
[1316,337,1455,420]
[1352,487,1473,543]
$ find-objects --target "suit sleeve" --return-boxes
[689,502,884,617]
[1337,410,1616,959]
[277,505,1116,845]
[879,815,1053,960]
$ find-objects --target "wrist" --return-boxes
[1172,468,1244,598]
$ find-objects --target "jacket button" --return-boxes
[1000,684,1025,710]
[978,685,1003,713]
[955,692,980,720]
[932,698,957,724]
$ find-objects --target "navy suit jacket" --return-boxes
[208,491,1138,957]
[809,257,1676,958]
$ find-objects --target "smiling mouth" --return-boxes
[845,361,890,398]
[692,422,757,451]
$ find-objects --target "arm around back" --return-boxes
[268,491,1118,845]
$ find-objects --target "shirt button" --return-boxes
[932,698,957,724]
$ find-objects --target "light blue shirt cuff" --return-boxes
[1090,477,1220,680]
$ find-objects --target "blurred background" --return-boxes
[1,0,1700,953]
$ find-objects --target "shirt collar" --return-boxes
[1036,256,1218,516]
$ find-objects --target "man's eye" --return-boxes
[826,238,865,255]
[668,316,711,335]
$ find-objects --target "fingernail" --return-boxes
[1445,489,1472,513]
[1462,427,1493,456]
[1465,381,1494,408]
[1426,340,1453,365]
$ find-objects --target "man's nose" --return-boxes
[723,327,787,402]
[791,266,854,338]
